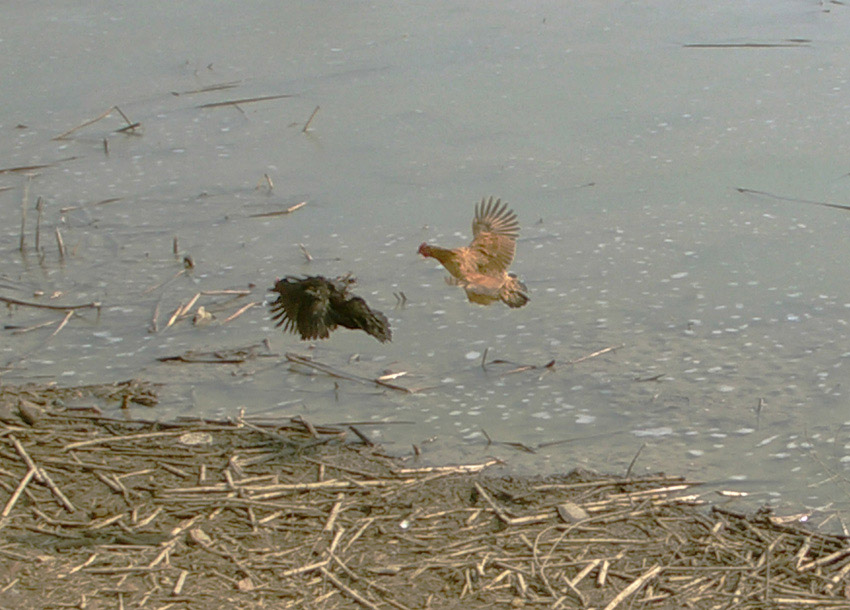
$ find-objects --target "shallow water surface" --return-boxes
[3,1,850,529]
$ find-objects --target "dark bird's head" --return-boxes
[418,242,432,258]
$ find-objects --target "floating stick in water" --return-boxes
[303,105,320,133]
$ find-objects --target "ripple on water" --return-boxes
[632,427,674,437]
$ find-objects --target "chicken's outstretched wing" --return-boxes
[469,197,519,273]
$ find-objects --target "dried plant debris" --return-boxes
[285,352,417,393]
[157,342,276,364]
[0,379,159,418]
[1,384,849,609]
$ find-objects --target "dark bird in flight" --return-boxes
[269,275,391,343]
[418,197,529,308]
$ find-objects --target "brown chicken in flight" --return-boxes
[269,275,391,343]
[418,197,529,308]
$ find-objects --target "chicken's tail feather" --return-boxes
[501,275,530,308]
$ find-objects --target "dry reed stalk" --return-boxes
[9,435,75,512]
[257,173,274,191]
[94,471,124,493]
[685,41,808,48]
[149,297,161,333]
[62,554,99,578]
[493,343,624,376]
[602,564,661,610]
[19,178,29,252]
[302,458,384,481]
[110,106,135,129]
[172,570,189,596]
[798,546,850,572]
[1,468,36,517]
[197,93,293,109]
[0,157,76,174]
[393,460,500,476]
[11,320,59,335]
[320,566,380,610]
[302,105,320,132]
[59,197,122,213]
[54,106,119,140]
[0,295,100,312]
[248,200,307,218]
[55,227,66,259]
[34,196,44,251]
[323,494,344,532]
[173,81,241,96]
[222,302,260,324]
[50,309,75,337]
[156,343,275,365]
[374,371,406,383]
[532,474,688,492]
[279,560,328,578]
[474,482,513,524]
[625,443,645,478]
[285,352,416,393]
[737,186,850,212]
[142,269,186,295]
[180,293,202,317]
[64,429,189,450]
[566,344,623,364]
[201,288,253,296]
[348,426,375,446]
[115,121,141,134]
[147,539,178,569]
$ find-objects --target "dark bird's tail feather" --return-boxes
[331,296,392,343]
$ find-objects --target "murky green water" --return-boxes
[3,0,850,530]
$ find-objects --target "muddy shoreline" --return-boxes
[1,381,849,609]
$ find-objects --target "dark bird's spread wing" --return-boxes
[469,197,519,274]
[269,276,335,340]
[269,275,391,342]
